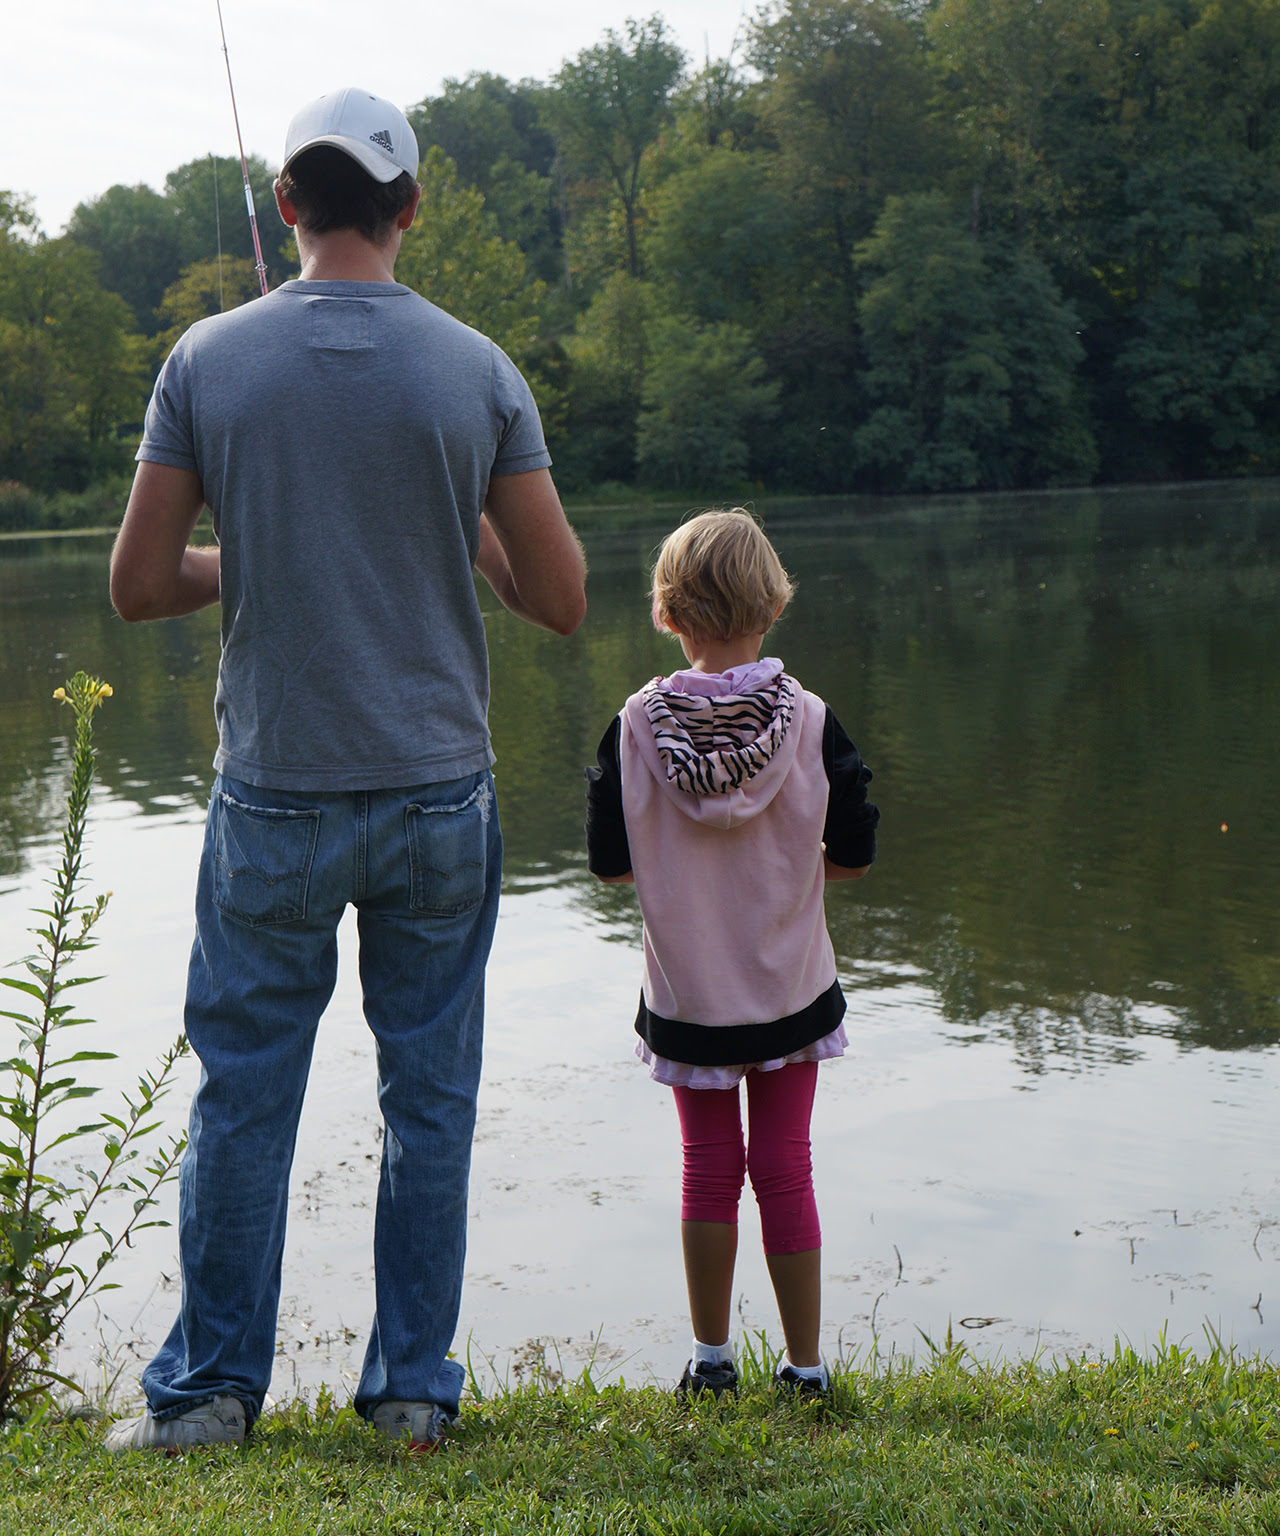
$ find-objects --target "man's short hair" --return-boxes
[278,146,418,244]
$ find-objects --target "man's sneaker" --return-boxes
[676,1359,739,1401]
[370,1400,456,1452]
[104,1395,246,1452]
[773,1363,829,1401]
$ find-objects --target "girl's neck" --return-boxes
[675,630,766,674]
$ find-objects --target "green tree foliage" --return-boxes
[13,0,1280,500]
[394,149,545,367]
[64,185,182,333]
[153,257,262,361]
[554,273,654,490]
[670,59,767,152]
[162,154,291,287]
[741,2,949,489]
[854,192,1095,489]
[0,217,147,491]
[644,149,794,329]
[1110,158,1280,475]
[636,314,780,489]
[927,0,1118,245]
[640,139,864,492]
[0,197,38,239]
[750,0,942,257]
[1175,0,1280,156]
[408,74,562,286]
[66,155,288,340]
[547,15,687,277]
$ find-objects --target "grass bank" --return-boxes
[4,1343,1278,1534]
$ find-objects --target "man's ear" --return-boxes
[396,184,423,232]
[274,180,298,229]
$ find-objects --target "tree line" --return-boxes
[3,0,1279,517]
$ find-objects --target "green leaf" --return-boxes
[40,1076,83,1095]
[43,1123,107,1151]
[0,978,46,1001]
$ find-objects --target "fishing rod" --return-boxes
[215,0,269,296]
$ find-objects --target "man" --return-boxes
[105,88,586,1452]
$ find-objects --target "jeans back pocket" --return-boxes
[405,779,490,916]
[212,792,321,927]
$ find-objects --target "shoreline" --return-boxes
[2,471,1277,543]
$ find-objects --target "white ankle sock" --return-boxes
[784,1357,829,1388]
[692,1337,734,1369]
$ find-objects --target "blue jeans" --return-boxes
[141,769,501,1427]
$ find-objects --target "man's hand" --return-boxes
[110,462,220,622]
[477,469,586,636]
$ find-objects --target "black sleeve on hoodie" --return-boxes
[823,707,879,868]
[584,715,632,877]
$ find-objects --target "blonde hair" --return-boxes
[651,510,795,642]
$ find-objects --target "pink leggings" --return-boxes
[672,1060,820,1256]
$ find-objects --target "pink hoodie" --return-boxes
[619,665,839,1040]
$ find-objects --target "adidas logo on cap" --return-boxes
[369,129,394,152]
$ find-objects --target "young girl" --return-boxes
[585,510,879,1400]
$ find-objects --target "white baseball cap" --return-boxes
[282,88,419,183]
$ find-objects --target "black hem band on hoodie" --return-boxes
[634,978,847,1068]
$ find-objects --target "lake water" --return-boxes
[2,481,1279,1404]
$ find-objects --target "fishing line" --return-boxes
[215,0,269,296]
[210,152,224,311]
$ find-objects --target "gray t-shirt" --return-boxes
[137,279,551,791]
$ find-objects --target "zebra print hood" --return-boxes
[623,658,806,830]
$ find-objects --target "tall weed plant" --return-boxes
[0,673,187,1423]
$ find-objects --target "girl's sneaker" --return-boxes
[676,1359,739,1401]
[773,1364,829,1400]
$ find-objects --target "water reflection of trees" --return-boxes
[561,485,1280,1063]
[3,485,1278,1063]
[0,537,219,880]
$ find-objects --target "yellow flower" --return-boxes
[97,683,113,698]
[52,687,67,701]
[1103,1427,1120,1437]
[1186,1441,1199,1452]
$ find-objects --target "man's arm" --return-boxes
[110,462,220,622]
[477,468,586,636]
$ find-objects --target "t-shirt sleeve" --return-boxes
[584,715,632,878]
[822,707,879,868]
[489,344,553,477]
[135,336,199,473]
